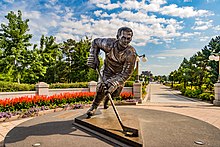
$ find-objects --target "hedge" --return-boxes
[0,81,35,92]
[0,81,136,92]
[49,82,88,88]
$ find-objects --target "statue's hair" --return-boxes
[116,27,133,39]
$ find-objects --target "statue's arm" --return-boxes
[87,38,109,69]
[90,38,111,55]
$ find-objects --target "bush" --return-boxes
[199,93,214,101]
[49,82,88,89]
[183,88,203,98]
[125,81,134,87]
[0,81,35,92]
[172,84,183,90]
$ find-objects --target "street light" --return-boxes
[135,54,147,83]
[209,53,220,82]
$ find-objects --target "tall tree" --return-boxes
[59,38,99,82]
[22,44,47,84]
[38,35,62,83]
[0,10,32,83]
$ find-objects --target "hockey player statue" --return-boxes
[87,27,137,117]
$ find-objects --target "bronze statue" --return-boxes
[87,27,137,117]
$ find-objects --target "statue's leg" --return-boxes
[103,86,123,109]
[87,82,105,116]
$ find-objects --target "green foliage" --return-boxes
[0,10,32,83]
[172,83,183,90]
[49,82,88,89]
[125,81,134,87]
[168,36,219,102]
[0,10,97,84]
[0,81,35,92]
[37,35,62,83]
[183,88,203,98]
[58,38,93,83]
[129,66,137,81]
[142,84,146,95]
[199,93,214,101]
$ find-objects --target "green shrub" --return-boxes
[180,88,186,94]
[173,84,183,90]
[199,93,214,101]
[49,82,88,89]
[142,84,147,95]
[125,81,134,87]
[0,81,35,92]
[183,89,203,98]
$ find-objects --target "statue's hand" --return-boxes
[87,54,99,69]
[104,81,117,94]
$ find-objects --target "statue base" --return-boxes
[74,107,142,147]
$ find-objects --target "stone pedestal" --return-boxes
[133,82,142,103]
[88,81,97,92]
[214,83,220,106]
[36,82,49,96]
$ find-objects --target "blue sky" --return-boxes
[0,0,219,76]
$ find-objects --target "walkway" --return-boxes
[139,83,220,129]
[0,83,220,146]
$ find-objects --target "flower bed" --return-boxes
[0,92,95,112]
[0,91,134,121]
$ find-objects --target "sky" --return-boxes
[0,0,219,76]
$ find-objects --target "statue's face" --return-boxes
[118,31,132,48]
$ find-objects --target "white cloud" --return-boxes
[156,48,200,57]
[199,36,210,42]
[157,56,166,59]
[180,32,201,42]
[89,0,110,4]
[121,0,142,10]
[182,32,201,38]
[96,3,120,10]
[180,38,188,42]
[94,10,102,16]
[23,11,41,19]
[91,0,212,19]
[150,0,167,5]
[160,4,211,18]
[55,32,80,42]
[192,19,213,30]
[213,25,220,31]
[0,0,215,49]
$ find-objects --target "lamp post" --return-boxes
[209,53,220,106]
[135,54,147,83]
[133,54,147,103]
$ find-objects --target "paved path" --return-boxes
[139,83,220,129]
[149,83,198,103]
[0,83,220,146]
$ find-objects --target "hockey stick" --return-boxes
[96,68,138,137]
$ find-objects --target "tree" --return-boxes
[21,44,47,84]
[38,35,62,83]
[169,36,220,91]
[0,10,32,83]
[59,37,99,82]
